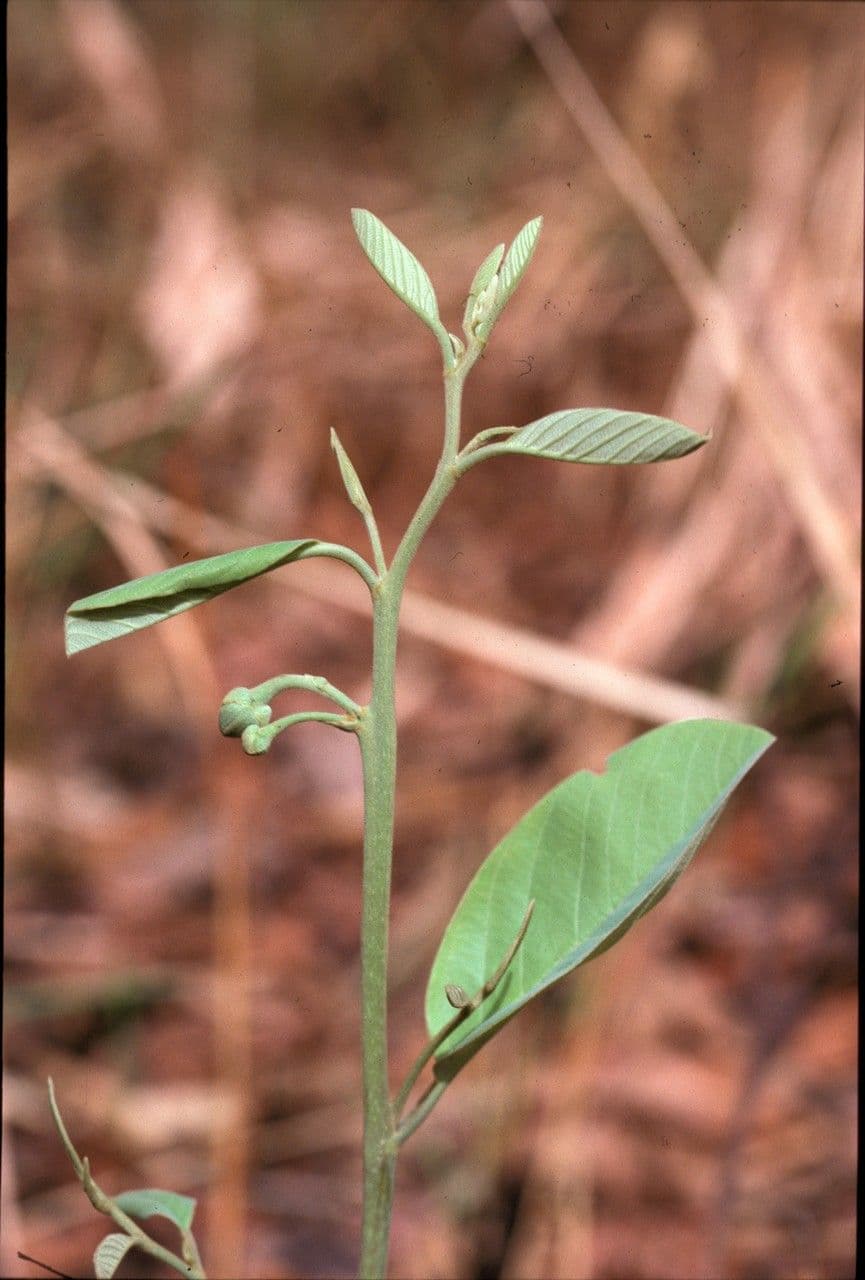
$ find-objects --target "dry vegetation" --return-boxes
[5,2,860,1278]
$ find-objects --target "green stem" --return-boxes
[249,674,361,716]
[393,1081,447,1148]
[392,899,536,1131]
[356,354,473,1279]
[357,586,399,1280]
[298,541,379,590]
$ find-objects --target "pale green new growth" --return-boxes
[58,207,773,1280]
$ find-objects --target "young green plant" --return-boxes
[58,209,774,1279]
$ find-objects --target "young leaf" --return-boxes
[64,540,318,655]
[113,1187,197,1233]
[462,242,506,335]
[459,407,708,471]
[351,208,441,336]
[425,719,773,1079]
[94,1233,136,1279]
[468,242,506,300]
[475,216,542,339]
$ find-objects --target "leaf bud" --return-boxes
[445,983,469,1009]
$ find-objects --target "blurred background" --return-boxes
[5,2,861,1277]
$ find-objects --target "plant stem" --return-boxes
[357,586,399,1280]
[356,355,473,1278]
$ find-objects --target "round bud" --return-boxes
[241,724,271,755]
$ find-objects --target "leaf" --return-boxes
[114,1187,197,1233]
[94,1233,136,1279]
[463,242,507,337]
[463,408,708,471]
[476,216,542,337]
[498,216,543,306]
[426,720,773,1078]
[351,208,441,335]
[65,540,318,654]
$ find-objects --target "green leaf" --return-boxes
[114,1187,197,1233]
[94,1233,136,1279]
[476,216,542,338]
[462,408,708,471]
[65,540,318,654]
[426,720,773,1078]
[351,208,441,335]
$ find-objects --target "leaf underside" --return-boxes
[425,719,773,1079]
[478,215,543,334]
[351,208,441,333]
[64,540,318,654]
[501,408,708,464]
[497,216,543,308]
[93,1233,136,1279]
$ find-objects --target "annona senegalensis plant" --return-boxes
[54,209,774,1279]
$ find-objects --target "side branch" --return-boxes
[297,541,379,592]
[241,710,360,755]
[391,900,535,1141]
[48,1080,205,1280]
[249,674,361,716]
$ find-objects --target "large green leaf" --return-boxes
[94,1233,136,1279]
[426,720,773,1078]
[114,1187,197,1233]
[460,408,707,472]
[65,540,318,654]
[351,208,441,336]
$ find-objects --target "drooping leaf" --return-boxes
[460,408,707,472]
[351,208,441,335]
[476,216,542,338]
[426,720,773,1078]
[94,1233,136,1279]
[65,540,318,654]
[114,1187,197,1233]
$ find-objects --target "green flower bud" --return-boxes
[219,688,272,737]
[241,724,272,755]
